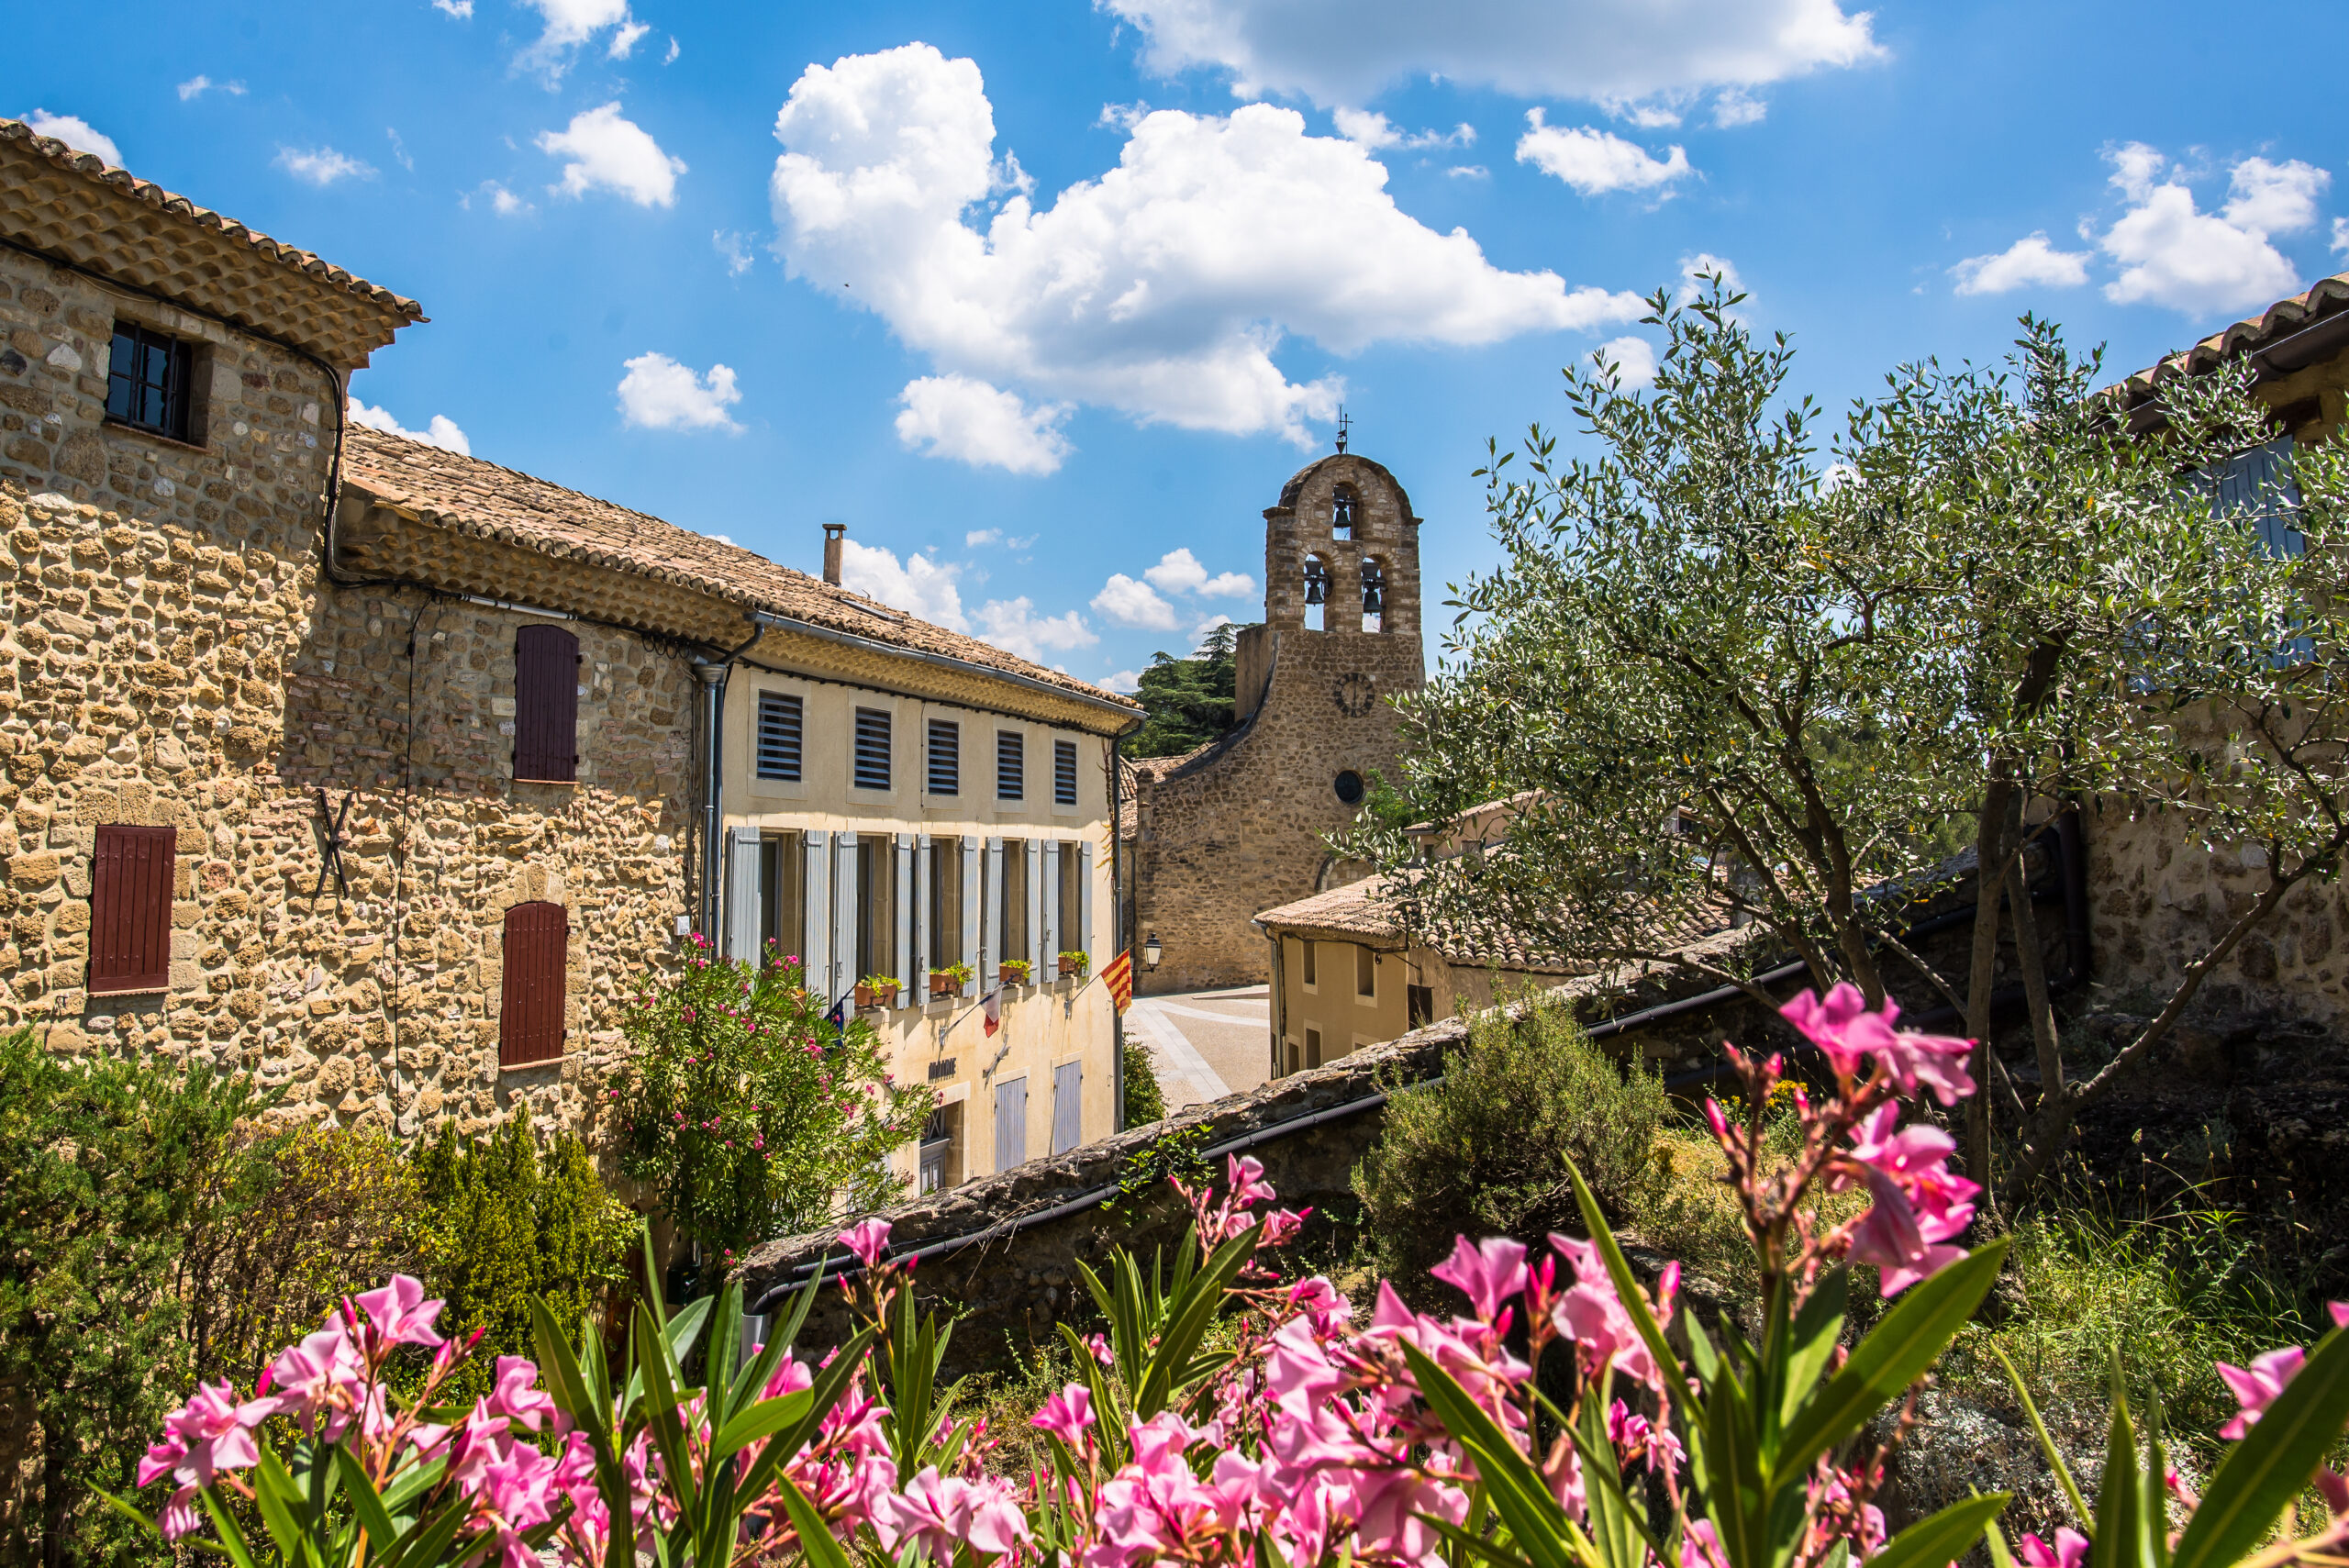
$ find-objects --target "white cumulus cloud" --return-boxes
[1098,0,1882,109]
[434,0,473,15]
[514,0,642,80]
[1593,335,1657,387]
[769,43,1642,453]
[177,76,246,101]
[1711,88,1767,127]
[841,539,971,630]
[1093,573,1183,630]
[2099,144,2328,316]
[1102,669,1143,695]
[464,181,532,217]
[1951,231,2091,296]
[1143,548,1256,598]
[277,146,376,186]
[1682,251,1746,295]
[24,110,121,167]
[348,398,471,455]
[1516,111,1690,196]
[713,230,753,276]
[975,598,1097,662]
[616,352,742,431]
[1331,109,1474,151]
[539,103,685,206]
[895,375,1074,475]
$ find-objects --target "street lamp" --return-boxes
[1142,933,1162,970]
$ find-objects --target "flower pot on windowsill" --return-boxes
[931,967,973,997]
[1058,951,1089,979]
[999,962,1032,986]
[855,981,900,1010]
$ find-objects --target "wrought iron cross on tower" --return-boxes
[1333,406,1351,453]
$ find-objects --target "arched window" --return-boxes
[1361,557,1387,633]
[1330,485,1358,539]
[1302,553,1330,631]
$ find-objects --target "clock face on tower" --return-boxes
[1332,671,1376,717]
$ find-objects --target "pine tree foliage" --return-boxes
[1124,621,1250,759]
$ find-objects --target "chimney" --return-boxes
[822,522,846,585]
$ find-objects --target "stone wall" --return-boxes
[0,245,697,1131]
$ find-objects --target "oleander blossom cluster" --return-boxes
[132,986,2349,1568]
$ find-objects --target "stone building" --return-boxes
[0,117,1138,1155]
[1126,448,1425,993]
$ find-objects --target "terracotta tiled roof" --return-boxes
[339,426,1140,716]
[0,119,423,369]
[1255,873,1582,973]
[2119,270,2349,404]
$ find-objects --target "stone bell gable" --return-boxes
[1128,450,1428,996]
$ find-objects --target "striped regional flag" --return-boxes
[1102,949,1135,1013]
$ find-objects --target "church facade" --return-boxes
[1125,449,1426,995]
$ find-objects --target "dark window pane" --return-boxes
[996,730,1023,800]
[928,718,959,795]
[853,707,891,791]
[757,693,803,780]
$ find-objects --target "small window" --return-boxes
[928,719,960,795]
[513,625,579,783]
[1334,770,1365,805]
[996,730,1025,801]
[90,824,175,994]
[1053,738,1078,806]
[1305,1028,1323,1069]
[1301,939,1318,988]
[105,321,195,443]
[919,1105,962,1194]
[499,901,568,1066]
[757,693,803,781]
[1355,943,1375,998]
[1408,984,1434,1029]
[853,707,892,791]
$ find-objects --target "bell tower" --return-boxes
[1130,441,1428,994]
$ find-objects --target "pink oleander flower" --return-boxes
[1258,1207,1309,1246]
[488,1355,559,1433]
[1779,984,1976,1105]
[1548,1232,1663,1392]
[2018,1529,2089,1568]
[840,1218,892,1269]
[1846,1168,1968,1296]
[1682,1518,1732,1568]
[354,1274,446,1349]
[2218,1347,2308,1439]
[262,1322,369,1439]
[1432,1235,1529,1324]
[142,1380,273,1490]
[475,1439,562,1568]
[761,1349,814,1400]
[1032,1383,1095,1445]
[876,1466,1030,1562]
[1228,1154,1276,1208]
[2333,1302,2349,1330]
[1086,1332,1115,1368]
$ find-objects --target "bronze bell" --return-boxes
[1362,562,1385,616]
[1303,559,1329,606]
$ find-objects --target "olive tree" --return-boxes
[1358,280,2349,1201]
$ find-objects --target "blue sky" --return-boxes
[11,1,2343,691]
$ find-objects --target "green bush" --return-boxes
[181,1124,422,1389]
[612,946,932,1255]
[0,1029,273,1567]
[1121,1032,1165,1128]
[414,1118,636,1400]
[1352,991,1668,1287]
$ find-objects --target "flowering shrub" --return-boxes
[612,936,932,1255]
[120,987,2349,1568]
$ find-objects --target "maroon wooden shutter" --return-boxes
[514,625,580,783]
[91,824,175,993]
[499,901,569,1066]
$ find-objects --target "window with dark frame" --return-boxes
[90,824,175,994]
[1052,738,1078,806]
[853,707,892,791]
[1408,984,1434,1029]
[758,835,806,964]
[756,693,803,781]
[1355,943,1375,998]
[513,625,580,783]
[996,730,1025,800]
[1305,1028,1323,1069]
[499,901,568,1066]
[928,718,960,795]
[105,322,196,443]
[1300,940,1317,988]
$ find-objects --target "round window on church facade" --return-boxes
[1333,770,1365,805]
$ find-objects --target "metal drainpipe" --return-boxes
[692,618,767,941]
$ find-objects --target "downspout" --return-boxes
[1108,719,1142,1127]
[692,617,767,940]
[1255,917,1286,1078]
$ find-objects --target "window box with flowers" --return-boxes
[855,975,901,1010]
[1057,950,1090,979]
[999,958,1032,986]
[931,962,973,997]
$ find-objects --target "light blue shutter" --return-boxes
[1079,840,1095,961]
[895,833,914,989]
[802,829,830,995]
[1052,1061,1082,1153]
[982,837,1004,989]
[1024,838,1043,977]
[912,834,932,995]
[832,831,859,1003]
[959,836,980,997]
[1041,840,1060,973]
[995,1075,1028,1173]
[725,827,763,963]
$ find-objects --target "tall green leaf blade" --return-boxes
[1782,1269,1849,1426]
[1867,1494,2011,1568]
[2173,1327,2349,1568]
[710,1390,816,1463]
[1566,1161,1690,1422]
[332,1447,398,1555]
[1989,1346,2092,1529]
[1774,1240,2008,1487]
[774,1476,858,1568]
[2088,1366,2138,1568]
[1399,1341,1587,1568]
